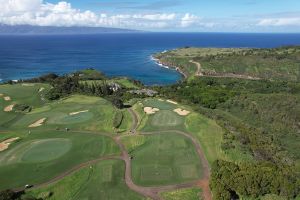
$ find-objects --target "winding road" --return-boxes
[15,108,212,200]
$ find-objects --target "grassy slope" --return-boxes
[0,130,120,190]
[27,160,145,200]
[155,46,300,81]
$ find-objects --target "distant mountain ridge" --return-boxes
[0,24,140,35]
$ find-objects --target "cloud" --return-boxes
[258,17,300,26]
[0,0,205,30]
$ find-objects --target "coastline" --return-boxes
[151,54,188,79]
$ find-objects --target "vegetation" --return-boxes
[26,160,145,200]
[154,46,300,81]
[129,133,202,186]
[160,187,202,200]
[0,131,119,190]
[156,76,300,199]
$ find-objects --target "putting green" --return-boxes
[0,138,72,164]
[143,99,176,110]
[22,139,72,162]
[151,110,183,127]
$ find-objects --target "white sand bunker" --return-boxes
[167,100,178,105]
[173,108,190,116]
[38,87,45,93]
[22,83,35,87]
[0,137,19,152]
[69,110,89,116]
[4,96,11,101]
[29,118,47,128]
[4,104,14,112]
[144,107,160,115]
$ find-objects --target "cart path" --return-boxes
[13,109,212,200]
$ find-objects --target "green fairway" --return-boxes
[0,130,120,190]
[6,95,116,132]
[151,110,183,127]
[129,133,202,186]
[26,160,145,200]
[0,83,50,129]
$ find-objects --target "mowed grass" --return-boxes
[0,130,120,190]
[7,95,116,132]
[27,160,145,200]
[129,133,202,186]
[140,99,186,132]
[160,187,202,200]
[185,113,224,165]
[0,83,50,129]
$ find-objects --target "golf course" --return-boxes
[0,81,219,200]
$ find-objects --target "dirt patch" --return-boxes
[38,87,45,93]
[173,108,190,116]
[0,94,3,97]
[69,110,89,116]
[22,83,35,87]
[4,96,11,101]
[167,100,178,105]
[4,104,14,112]
[144,107,159,115]
[0,137,19,152]
[29,118,47,128]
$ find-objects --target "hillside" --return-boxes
[0,24,139,35]
[154,46,300,82]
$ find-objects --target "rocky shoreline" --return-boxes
[151,55,188,79]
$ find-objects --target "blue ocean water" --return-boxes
[0,33,300,85]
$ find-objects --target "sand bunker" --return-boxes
[4,96,11,101]
[4,104,14,112]
[167,100,178,105]
[173,108,190,116]
[0,137,19,152]
[144,107,160,115]
[38,87,45,93]
[29,118,47,128]
[69,110,89,116]
[22,83,35,87]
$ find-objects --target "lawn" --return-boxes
[129,133,202,186]
[185,113,224,165]
[6,95,117,132]
[139,99,187,132]
[26,160,145,200]
[0,130,120,190]
[0,83,50,129]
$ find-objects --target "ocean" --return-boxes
[0,33,300,85]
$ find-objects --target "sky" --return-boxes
[0,0,300,32]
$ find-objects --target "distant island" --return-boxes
[0,24,140,35]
